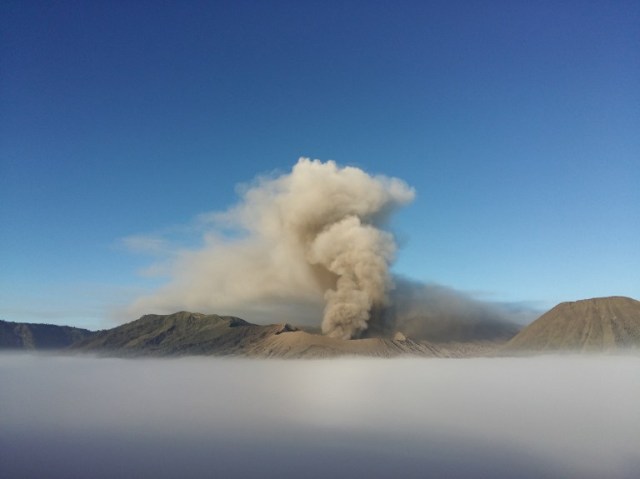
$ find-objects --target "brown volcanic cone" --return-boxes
[504,296,640,353]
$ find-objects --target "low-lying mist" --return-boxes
[1,354,638,479]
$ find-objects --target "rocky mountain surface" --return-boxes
[246,328,441,358]
[503,296,640,353]
[72,311,443,358]
[0,319,94,350]
[7,296,638,357]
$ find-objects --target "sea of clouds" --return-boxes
[1,354,638,479]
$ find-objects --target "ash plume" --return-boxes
[368,278,529,342]
[128,158,414,338]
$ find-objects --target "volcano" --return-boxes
[72,311,442,358]
[503,296,640,353]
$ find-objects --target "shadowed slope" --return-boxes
[0,320,94,350]
[503,296,640,353]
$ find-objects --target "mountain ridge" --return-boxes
[0,319,94,350]
[72,311,443,358]
[4,296,638,357]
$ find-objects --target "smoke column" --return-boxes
[129,158,414,338]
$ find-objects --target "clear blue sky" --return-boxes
[1,0,638,329]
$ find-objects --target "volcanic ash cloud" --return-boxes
[129,158,414,338]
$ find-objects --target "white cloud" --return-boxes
[1,355,638,479]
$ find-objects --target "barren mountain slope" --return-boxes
[73,312,272,356]
[246,329,441,358]
[73,312,442,358]
[503,296,640,353]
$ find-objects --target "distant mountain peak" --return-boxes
[503,296,640,353]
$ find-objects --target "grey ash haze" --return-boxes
[1,354,638,479]
[125,159,535,339]
[128,159,415,339]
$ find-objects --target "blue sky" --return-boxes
[1,0,638,329]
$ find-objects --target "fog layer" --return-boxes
[1,354,638,479]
